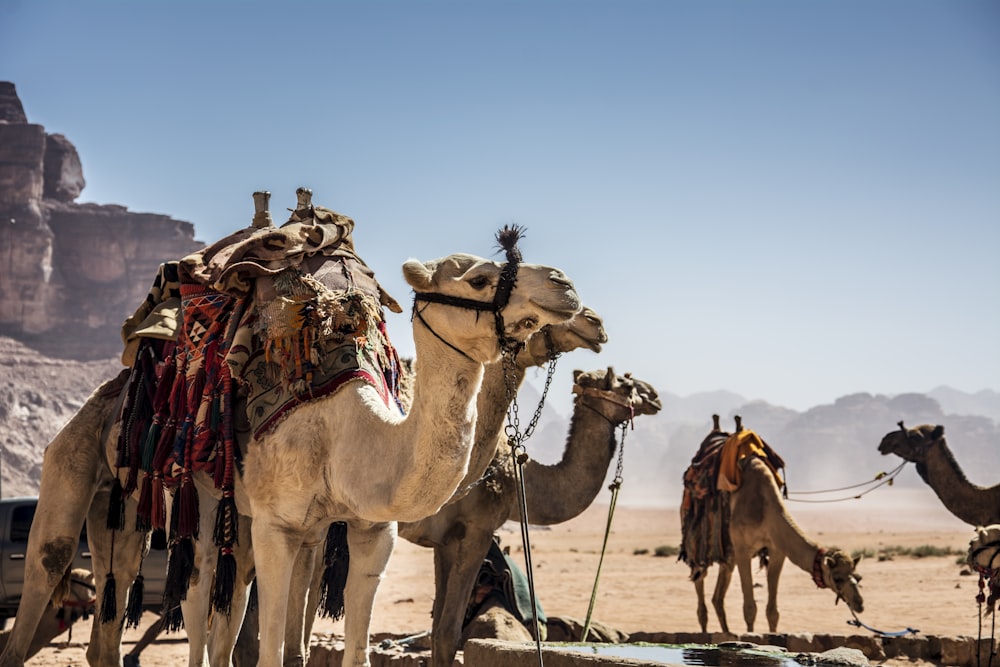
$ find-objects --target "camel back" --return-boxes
[679,426,785,572]
[109,202,404,616]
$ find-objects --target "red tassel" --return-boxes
[152,474,166,531]
[177,473,200,539]
[136,473,153,532]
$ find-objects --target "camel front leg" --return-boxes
[251,516,301,667]
[206,512,255,667]
[283,523,328,667]
[181,493,220,667]
[692,571,708,633]
[432,528,496,667]
[342,521,396,667]
[735,556,757,633]
[764,553,785,632]
[711,563,733,634]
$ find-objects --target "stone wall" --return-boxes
[0,81,201,359]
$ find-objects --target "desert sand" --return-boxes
[21,486,989,666]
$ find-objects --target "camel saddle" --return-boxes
[679,425,785,573]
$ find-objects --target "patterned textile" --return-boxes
[114,203,403,614]
[678,428,785,575]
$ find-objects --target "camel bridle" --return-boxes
[411,226,525,361]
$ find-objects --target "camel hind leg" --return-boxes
[85,489,149,667]
[764,552,785,632]
[735,556,758,632]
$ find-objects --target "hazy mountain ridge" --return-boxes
[520,384,1000,509]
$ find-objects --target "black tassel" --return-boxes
[99,572,117,624]
[211,548,237,616]
[164,603,185,633]
[162,537,195,613]
[213,494,239,548]
[318,522,349,620]
[124,574,144,629]
[107,479,126,531]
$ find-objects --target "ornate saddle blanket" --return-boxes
[115,206,405,533]
[678,427,785,574]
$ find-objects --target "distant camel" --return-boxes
[682,417,864,633]
[879,422,1000,527]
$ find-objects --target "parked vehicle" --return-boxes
[0,496,168,627]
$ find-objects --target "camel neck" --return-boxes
[919,440,1000,526]
[512,394,620,525]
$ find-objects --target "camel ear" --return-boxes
[852,555,862,569]
[573,369,583,382]
[402,259,434,291]
[932,425,944,439]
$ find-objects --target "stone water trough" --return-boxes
[304,630,997,666]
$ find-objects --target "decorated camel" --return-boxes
[0,190,582,667]
[680,416,864,634]
[239,232,579,667]
[398,365,662,667]
[879,422,1000,527]
[234,306,610,667]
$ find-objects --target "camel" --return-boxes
[879,422,1000,527]
[398,365,662,667]
[233,306,610,667]
[239,247,580,666]
[683,418,864,634]
[0,569,96,659]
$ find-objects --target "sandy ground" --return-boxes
[19,487,989,666]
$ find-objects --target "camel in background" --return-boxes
[681,416,864,634]
[879,422,1000,527]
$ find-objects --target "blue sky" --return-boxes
[3,1,998,413]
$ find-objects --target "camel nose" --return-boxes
[548,268,573,289]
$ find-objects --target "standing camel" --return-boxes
[879,422,1000,527]
[240,250,580,667]
[681,418,864,634]
[240,306,609,667]
[398,366,662,667]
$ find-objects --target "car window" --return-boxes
[11,505,35,543]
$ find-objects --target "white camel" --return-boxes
[242,245,579,667]
[232,307,608,667]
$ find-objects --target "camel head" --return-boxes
[403,243,580,363]
[572,367,663,425]
[519,306,608,368]
[877,421,945,463]
[818,548,864,614]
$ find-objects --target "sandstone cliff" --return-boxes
[0,81,202,360]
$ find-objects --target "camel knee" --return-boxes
[39,538,77,585]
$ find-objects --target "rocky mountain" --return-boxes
[0,81,201,360]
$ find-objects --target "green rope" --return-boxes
[580,477,621,641]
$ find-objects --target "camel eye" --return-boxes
[469,275,490,290]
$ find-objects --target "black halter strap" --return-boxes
[412,258,520,355]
